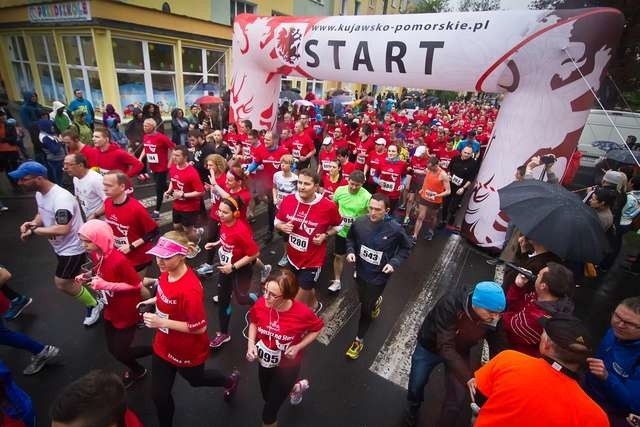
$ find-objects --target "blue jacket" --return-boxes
[68,97,94,125]
[0,360,35,427]
[19,91,42,129]
[584,328,640,416]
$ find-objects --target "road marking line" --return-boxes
[317,285,360,345]
[369,234,466,390]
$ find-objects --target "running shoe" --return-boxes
[212,295,219,303]
[186,245,201,259]
[195,227,205,245]
[423,230,434,241]
[151,210,160,220]
[277,254,289,267]
[345,339,364,360]
[260,264,272,283]
[398,203,406,211]
[403,216,410,226]
[313,301,323,315]
[209,333,231,349]
[122,368,147,389]
[83,300,104,326]
[328,280,342,293]
[4,295,32,320]
[289,379,309,405]
[0,205,8,212]
[371,296,383,319]
[23,345,59,375]
[196,262,214,276]
[223,369,240,402]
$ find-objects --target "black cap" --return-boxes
[539,314,593,354]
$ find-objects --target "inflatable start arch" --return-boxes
[230,9,623,250]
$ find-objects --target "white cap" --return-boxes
[414,146,427,157]
[322,136,333,145]
[375,138,386,146]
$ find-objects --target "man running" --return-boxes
[11,161,103,326]
[140,118,174,219]
[344,194,412,359]
[329,170,371,293]
[63,153,106,221]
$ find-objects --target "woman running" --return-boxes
[207,196,260,349]
[140,231,240,427]
[77,219,152,388]
[246,269,324,427]
[320,160,347,200]
[272,154,298,267]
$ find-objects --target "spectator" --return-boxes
[457,130,481,157]
[49,101,71,134]
[69,108,92,146]
[588,187,617,232]
[125,107,144,155]
[524,154,559,183]
[170,108,189,146]
[37,118,65,185]
[19,91,43,162]
[0,109,21,192]
[142,102,163,134]
[103,104,127,149]
[186,104,200,127]
[469,315,608,427]
[585,297,640,426]
[619,176,640,236]
[67,89,95,129]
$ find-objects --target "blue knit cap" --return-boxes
[471,281,506,312]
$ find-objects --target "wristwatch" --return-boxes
[129,243,137,251]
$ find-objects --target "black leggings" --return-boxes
[259,364,301,424]
[205,218,221,265]
[442,189,463,225]
[1,285,20,301]
[217,265,254,334]
[356,277,386,339]
[151,354,230,427]
[104,321,152,374]
[153,171,168,212]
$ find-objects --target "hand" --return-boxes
[544,154,556,170]
[137,298,156,309]
[587,357,608,381]
[218,263,233,274]
[382,264,395,274]
[312,233,327,245]
[20,221,36,234]
[204,240,220,250]
[246,343,258,362]
[173,190,184,199]
[204,183,213,191]
[279,222,294,234]
[20,227,34,241]
[117,245,131,255]
[164,190,173,199]
[284,344,300,359]
[90,276,109,290]
[467,378,477,400]
[346,253,356,263]
[143,312,165,329]
[456,187,465,196]
[398,184,405,191]
[514,273,530,288]
[74,272,91,285]
[627,414,640,426]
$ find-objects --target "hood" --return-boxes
[535,296,575,315]
[171,108,182,119]
[37,118,55,134]
[143,102,158,114]
[78,219,114,255]
[52,100,66,112]
[22,91,37,105]
[105,104,116,114]
[72,106,87,120]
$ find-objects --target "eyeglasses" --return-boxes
[612,311,640,329]
[263,289,282,300]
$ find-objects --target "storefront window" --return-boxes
[32,34,64,105]
[307,79,324,98]
[112,39,144,69]
[7,35,34,94]
[182,46,226,106]
[116,72,145,112]
[62,35,103,111]
[149,42,174,71]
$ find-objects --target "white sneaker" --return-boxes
[23,345,60,375]
[83,300,103,326]
[328,280,342,292]
[186,244,201,259]
[212,295,219,303]
[195,227,205,245]
[260,264,272,283]
[277,254,289,267]
[290,379,310,405]
[196,263,214,276]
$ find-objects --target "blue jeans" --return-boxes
[407,342,468,427]
[0,317,44,355]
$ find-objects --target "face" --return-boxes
[589,194,603,209]
[188,136,202,147]
[74,90,82,99]
[368,198,388,222]
[172,150,186,165]
[177,109,184,118]
[294,122,303,134]
[533,267,548,294]
[473,306,502,324]
[212,130,223,142]
[297,174,317,200]
[323,142,332,151]
[78,235,98,252]
[461,147,473,159]
[92,131,109,148]
[333,129,342,139]
[143,121,155,133]
[190,106,199,115]
[375,143,385,153]
[263,280,284,309]
[611,304,640,340]
[280,159,292,172]
[217,202,235,224]
[63,155,82,177]
[264,133,274,148]
[62,135,79,152]
[226,171,240,190]
[300,115,308,125]
[329,161,340,175]
[17,175,41,191]
[348,179,363,194]
[387,145,398,158]
[156,254,183,273]
[102,174,125,198]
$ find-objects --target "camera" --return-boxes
[137,303,155,314]
[540,154,556,165]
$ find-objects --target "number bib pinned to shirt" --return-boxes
[218,247,232,265]
[256,340,282,368]
[288,232,309,252]
[360,244,383,266]
[321,160,332,171]
[451,174,464,186]
[379,179,395,192]
[341,216,355,227]
[114,236,129,248]
[292,148,301,159]
[147,153,159,164]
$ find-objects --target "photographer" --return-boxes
[524,154,558,183]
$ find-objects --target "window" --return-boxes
[182,46,225,106]
[369,0,376,8]
[31,34,64,105]
[6,35,34,95]
[391,0,399,7]
[307,79,324,98]
[398,0,407,11]
[62,35,103,111]
[354,0,361,15]
[230,1,256,25]
[112,38,176,117]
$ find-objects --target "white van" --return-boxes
[577,109,640,167]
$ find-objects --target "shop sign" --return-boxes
[28,0,91,23]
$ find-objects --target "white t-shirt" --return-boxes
[36,185,85,256]
[73,170,106,218]
[273,172,298,208]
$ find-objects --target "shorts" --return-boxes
[55,253,86,279]
[172,209,199,227]
[334,235,347,255]
[418,197,441,210]
[409,177,425,193]
[289,264,321,291]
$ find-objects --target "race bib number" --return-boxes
[356,155,366,164]
[147,153,159,163]
[425,191,436,201]
[218,247,233,265]
[256,340,282,368]
[114,236,129,248]
[341,216,355,227]
[242,146,251,156]
[379,179,395,192]
[439,159,450,169]
[156,307,169,334]
[369,168,377,176]
[451,174,463,186]
[322,160,332,171]
[292,148,301,158]
[289,232,309,252]
[360,244,383,266]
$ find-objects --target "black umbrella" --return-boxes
[280,90,302,101]
[605,148,640,165]
[498,180,608,263]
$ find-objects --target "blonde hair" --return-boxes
[280,154,294,164]
[162,231,199,258]
[205,154,228,174]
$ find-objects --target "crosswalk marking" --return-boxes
[317,285,360,345]
[369,234,467,390]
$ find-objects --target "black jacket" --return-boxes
[417,289,508,384]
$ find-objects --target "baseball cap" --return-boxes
[375,138,386,146]
[602,170,626,187]
[8,161,48,181]
[414,146,427,157]
[539,314,593,353]
[146,237,189,259]
[322,136,333,145]
[471,281,506,312]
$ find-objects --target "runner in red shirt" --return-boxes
[438,139,460,173]
[353,124,375,170]
[375,145,408,214]
[165,146,205,250]
[206,196,260,349]
[140,118,175,218]
[78,219,151,388]
[364,138,387,194]
[275,169,343,312]
[317,136,337,179]
[247,269,324,424]
[337,148,356,177]
[331,126,349,151]
[61,130,99,168]
[223,122,241,153]
[140,231,240,427]
[403,146,429,226]
[93,128,143,178]
[290,121,316,170]
[320,160,347,200]
[103,171,159,286]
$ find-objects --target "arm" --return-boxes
[387,226,413,269]
[143,313,206,334]
[438,172,451,198]
[91,277,141,292]
[246,322,258,361]
[284,329,322,359]
[120,151,144,177]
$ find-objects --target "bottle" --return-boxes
[289,379,310,405]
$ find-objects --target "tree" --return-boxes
[405,0,451,13]
[458,0,500,11]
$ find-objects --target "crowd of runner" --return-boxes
[0,91,638,427]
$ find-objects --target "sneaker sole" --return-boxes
[209,336,231,348]
[4,297,33,320]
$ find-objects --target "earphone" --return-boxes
[225,196,241,218]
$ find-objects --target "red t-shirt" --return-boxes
[289,133,314,160]
[218,220,259,265]
[223,132,241,151]
[438,148,460,172]
[254,145,290,178]
[96,144,144,177]
[104,196,157,267]
[169,164,204,213]
[276,194,342,269]
[229,187,251,222]
[366,150,387,184]
[239,140,255,164]
[249,297,324,367]
[80,144,99,168]
[93,249,141,329]
[143,132,174,173]
[318,148,337,178]
[321,174,347,200]
[153,268,209,367]
[208,172,228,221]
[409,156,428,184]
[377,159,407,199]
[341,161,356,177]
[354,137,374,169]
[332,137,349,151]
